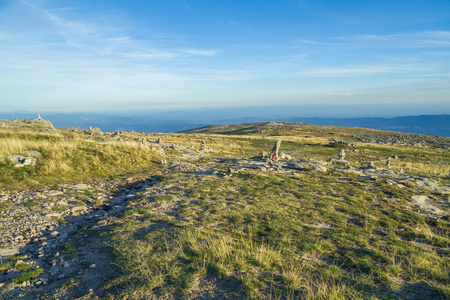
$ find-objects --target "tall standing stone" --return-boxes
[270,140,281,160]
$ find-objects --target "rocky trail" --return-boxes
[0,178,160,299]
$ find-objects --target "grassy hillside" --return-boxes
[0,129,163,190]
[0,122,449,299]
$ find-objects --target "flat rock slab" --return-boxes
[411,195,446,216]
[67,184,91,190]
[313,166,328,172]
[306,222,333,229]
[0,248,19,257]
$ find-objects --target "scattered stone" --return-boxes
[55,200,68,206]
[199,143,212,152]
[411,195,429,202]
[89,264,96,269]
[327,140,357,148]
[86,126,102,135]
[313,166,327,172]
[260,151,267,159]
[68,184,91,190]
[44,190,64,196]
[278,152,292,160]
[150,146,165,155]
[0,248,19,257]
[8,155,36,167]
[169,162,198,171]
[97,220,108,227]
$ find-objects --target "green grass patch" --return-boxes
[11,268,44,284]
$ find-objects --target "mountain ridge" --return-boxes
[1,111,449,136]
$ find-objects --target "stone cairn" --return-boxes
[260,151,267,159]
[386,158,391,168]
[86,126,102,135]
[338,149,346,160]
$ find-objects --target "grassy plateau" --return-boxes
[0,122,449,299]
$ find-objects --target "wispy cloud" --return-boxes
[295,38,329,45]
[294,66,418,77]
[16,0,218,63]
[181,49,217,56]
[339,31,450,48]
[50,7,82,12]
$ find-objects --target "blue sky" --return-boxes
[1,0,450,116]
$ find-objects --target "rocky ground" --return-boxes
[1,151,449,299]
[0,177,161,299]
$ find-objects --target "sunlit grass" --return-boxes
[0,129,162,190]
[110,169,450,298]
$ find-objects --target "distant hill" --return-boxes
[288,115,450,137]
[0,114,54,130]
[182,121,450,149]
[1,112,449,137]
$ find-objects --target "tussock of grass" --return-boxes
[11,268,44,284]
[15,263,32,271]
[0,260,14,271]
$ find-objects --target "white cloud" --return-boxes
[295,39,328,45]
[122,51,181,60]
[181,49,218,56]
[50,7,83,12]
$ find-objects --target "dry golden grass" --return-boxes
[0,129,161,190]
[0,132,62,162]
